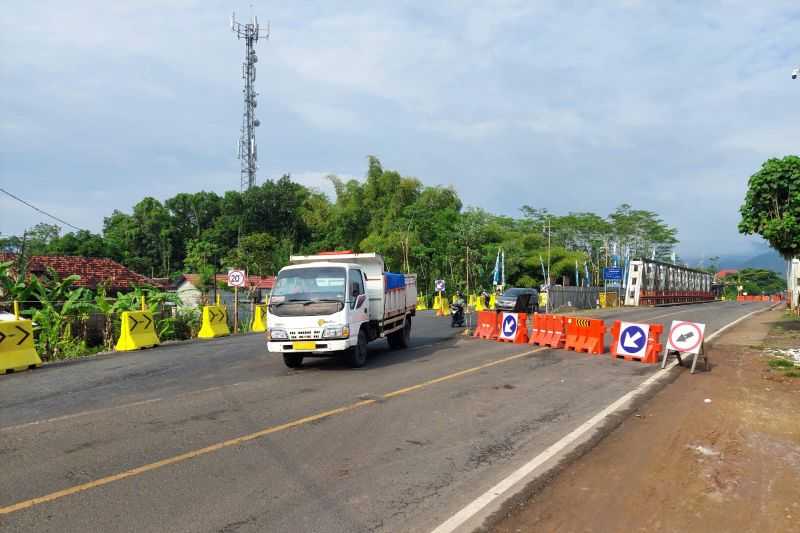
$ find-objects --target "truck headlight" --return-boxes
[322,325,349,339]
[268,328,288,340]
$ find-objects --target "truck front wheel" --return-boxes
[283,353,304,369]
[387,316,411,349]
[344,330,368,368]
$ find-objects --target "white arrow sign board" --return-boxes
[499,312,518,340]
[666,321,706,355]
[616,321,650,358]
[227,270,246,287]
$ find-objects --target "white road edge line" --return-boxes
[429,304,773,533]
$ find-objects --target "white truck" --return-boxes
[266,252,417,368]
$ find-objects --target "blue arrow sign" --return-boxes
[502,314,517,336]
[619,324,647,354]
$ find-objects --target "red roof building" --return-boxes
[0,253,160,291]
[177,273,275,290]
[716,269,738,279]
[174,273,275,307]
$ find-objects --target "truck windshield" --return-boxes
[269,267,346,316]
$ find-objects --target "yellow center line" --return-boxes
[0,346,545,516]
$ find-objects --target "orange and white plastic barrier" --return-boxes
[496,312,529,344]
[610,320,663,363]
[529,313,566,348]
[473,310,499,340]
[564,317,605,354]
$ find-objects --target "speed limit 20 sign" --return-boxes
[227,270,246,287]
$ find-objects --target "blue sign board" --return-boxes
[603,267,623,281]
[502,314,517,336]
[619,324,647,354]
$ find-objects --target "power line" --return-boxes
[0,187,85,232]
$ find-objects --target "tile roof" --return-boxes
[0,253,160,291]
[178,273,275,290]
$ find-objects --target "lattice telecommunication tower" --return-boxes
[231,12,269,191]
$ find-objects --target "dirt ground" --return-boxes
[490,308,800,533]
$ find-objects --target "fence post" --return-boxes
[140,295,146,312]
[13,300,20,319]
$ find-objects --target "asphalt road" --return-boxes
[0,301,770,532]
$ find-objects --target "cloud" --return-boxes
[2,1,800,258]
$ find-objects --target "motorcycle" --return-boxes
[450,302,465,328]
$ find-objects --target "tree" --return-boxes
[739,156,800,259]
[48,230,113,258]
[735,268,786,295]
[222,232,281,276]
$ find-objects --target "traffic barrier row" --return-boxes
[473,310,667,365]
[736,294,785,302]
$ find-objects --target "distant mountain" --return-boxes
[737,250,788,273]
[684,247,788,274]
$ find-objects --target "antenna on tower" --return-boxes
[231,10,269,191]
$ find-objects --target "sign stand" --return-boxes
[227,269,247,334]
[661,342,708,373]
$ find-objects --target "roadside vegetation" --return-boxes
[0,261,198,361]
[764,312,800,380]
[0,157,679,294]
[718,268,787,300]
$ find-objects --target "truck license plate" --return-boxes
[292,341,316,351]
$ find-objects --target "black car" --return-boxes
[495,287,539,313]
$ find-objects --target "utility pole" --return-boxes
[231,11,269,191]
[544,216,551,313]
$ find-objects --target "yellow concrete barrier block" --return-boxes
[0,319,42,374]
[115,311,160,352]
[198,305,230,339]
[416,296,428,311]
[475,297,485,312]
[434,294,447,316]
[489,293,496,309]
[251,304,267,333]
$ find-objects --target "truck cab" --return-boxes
[266,252,416,368]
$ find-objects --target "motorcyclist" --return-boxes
[450,291,466,327]
[454,291,466,306]
[481,289,490,308]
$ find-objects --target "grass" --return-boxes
[768,358,795,369]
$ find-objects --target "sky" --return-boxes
[1,0,798,259]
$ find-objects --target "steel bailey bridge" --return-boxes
[624,258,716,306]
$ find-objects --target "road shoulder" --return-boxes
[489,308,800,533]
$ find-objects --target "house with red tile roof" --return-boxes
[0,253,161,292]
[174,273,275,307]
